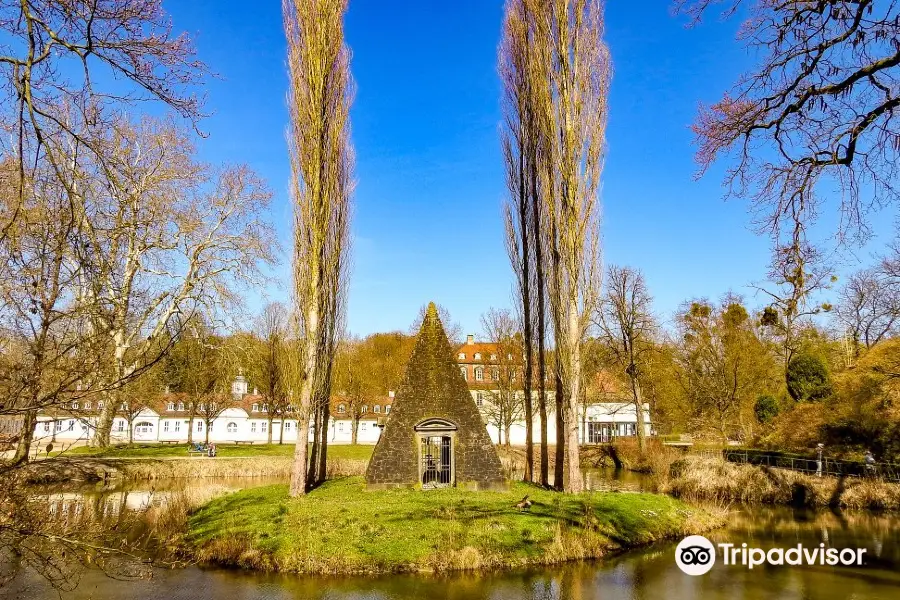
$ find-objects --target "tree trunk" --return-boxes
[11,411,37,466]
[290,301,320,496]
[317,406,329,484]
[564,307,583,492]
[352,413,359,445]
[307,400,322,485]
[187,416,194,445]
[279,418,285,445]
[554,370,565,489]
[94,394,117,448]
[128,420,134,445]
[630,375,647,454]
[267,415,273,444]
[204,420,211,444]
[504,423,512,448]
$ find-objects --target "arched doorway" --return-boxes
[414,418,457,488]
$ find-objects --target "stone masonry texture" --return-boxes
[365,302,507,490]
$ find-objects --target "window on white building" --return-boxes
[374,405,380,413]
[338,422,344,432]
[164,421,170,433]
[43,422,50,433]
[476,392,484,407]
[116,420,124,432]
[361,422,367,431]
[251,422,257,433]
[261,422,267,433]
[136,422,153,435]
[196,420,202,432]
[227,422,237,433]
[284,422,291,431]
[475,367,484,381]
[491,368,499,381]
[175,421,182,432]
[460,367,467,381]
[81,421,88,431]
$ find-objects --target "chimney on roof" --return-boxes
[466,334,474,345]
[253,387,258,395]
[164,385,170,395]
[388,390,395,398]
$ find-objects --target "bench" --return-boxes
[234,440,255,445]
[187,449,205,457]
[159,440,180,445]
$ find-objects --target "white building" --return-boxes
[32,340,651,448]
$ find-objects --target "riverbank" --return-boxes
[17,444,373,484]
[185,476,722,575]
[663,455,900,510]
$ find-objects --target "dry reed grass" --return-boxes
[665,455,900,510]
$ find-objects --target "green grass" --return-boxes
[61,443,374,461]
[186,477,720,574]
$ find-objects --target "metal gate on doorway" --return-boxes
[414,418,457,489]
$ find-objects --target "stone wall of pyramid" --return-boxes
[365,303,507,490]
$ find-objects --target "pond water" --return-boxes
[6,472,900,599]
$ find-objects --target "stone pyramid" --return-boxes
[365,303,507,490]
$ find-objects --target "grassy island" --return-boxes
[186,476,721,575]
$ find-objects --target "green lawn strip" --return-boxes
[58,443,374,461]
[186,477,714,574]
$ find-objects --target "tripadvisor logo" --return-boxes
[676,535,716,575]
[675,535,867,576]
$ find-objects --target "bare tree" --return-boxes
[284,0,353,497]
[532,0,611,492]
[0,0,207,237]
[594,266,654,454]
[678,0,900,245]
[834,266,900,355]
[757,240,834,375]
[480,308,525,447]
[84,117,276,447]
[248,303,290,444]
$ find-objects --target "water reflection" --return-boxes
[8,474,900,599]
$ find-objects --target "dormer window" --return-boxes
[385,405,391,414]
[84,401,91,410]
[460,367,467,381]
[71,402,79,409]
[475,367,484,381]
[474,353,481,360]
[252,403,259,412]
[337,404,345,413]
[98,401,104,409]
[167,402,175,411]
[490,354,497,361]
[262,404,269,412]
[361,405,368,413]
[177,402,185,411]
[458,353,465,360]
[374,405,381,413]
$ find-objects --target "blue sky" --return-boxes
[166,1,896,336]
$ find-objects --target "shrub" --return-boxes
[754,395,780,423]
[787,353,832,402]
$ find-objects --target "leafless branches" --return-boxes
[679,0,900,245]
